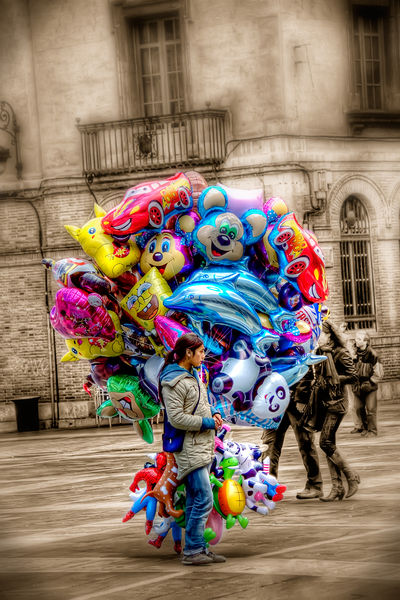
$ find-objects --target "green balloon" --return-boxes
[107,374,160,444]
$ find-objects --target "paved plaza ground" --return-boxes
[0,404,399,600]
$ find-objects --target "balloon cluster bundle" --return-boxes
[123,425,286,551]
[43,170,329,442]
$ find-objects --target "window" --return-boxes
[134,16,185,117]
[352,5,385,110]
[340,196,376,329]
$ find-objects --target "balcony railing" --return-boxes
[77,109,228,178]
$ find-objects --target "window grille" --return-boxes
[340,196,376,329]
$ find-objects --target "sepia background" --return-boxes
[0,0,399,432]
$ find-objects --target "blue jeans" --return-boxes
[184,465,213,555]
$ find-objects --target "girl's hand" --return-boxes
[213,413,223,430]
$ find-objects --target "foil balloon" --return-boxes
[277,280,303,311]
[88,356,126,390]
[197,184,264,217]
[254,222,280,272]
[268,212,329,303]
[211,372,290,429]
[263,196,289,224]
[163,279,279,357]
[140,231,193,281]
[42,257,115,296]
[154,315,191,352]
[101,172,193,240]
[174,210,201,243]
[271,352,327,387]
[210,338,271,412]
[138,354,164,402]
[295,302,327,353]
[250,372,290,421]
[120,267,172,332]
[204,508,224,546]
[60,311,124,361]
[96,399,118,419]
[50,287,116,340]
[188,265,295,333]
[193,208,267,265]
[107,374,160,443]
[184,170,208,202]
[64,205,140,279]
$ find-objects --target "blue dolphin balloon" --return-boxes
[188,266,295,333]
[271,353,327,387]
[163,280,279,356]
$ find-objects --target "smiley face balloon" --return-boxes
[140,231,193,281]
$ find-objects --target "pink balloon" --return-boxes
[154,315,191,352]
[206,508,224,546]
[50,288,116,340]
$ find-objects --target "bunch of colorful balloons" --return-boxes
[122,425,286,551]
[43,170,329,442]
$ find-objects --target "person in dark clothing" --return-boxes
[260,379,323,500]
[304,320,360,502]
[352,331,381,437]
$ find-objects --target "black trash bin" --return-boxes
[12,396,40,432]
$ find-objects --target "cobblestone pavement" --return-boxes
[0,405,399,600]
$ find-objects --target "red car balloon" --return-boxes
[269,213,329,303]
[101,172,193,240]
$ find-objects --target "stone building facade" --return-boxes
[1,0,399,431]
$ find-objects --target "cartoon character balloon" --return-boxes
[210,338,271,412]
[193,208,267,265]
[60,311,124,361]
[50,288,116,340]
[101,172,193,239]
[65,205,140,278]
[107,374,160,443]
[197,184,264,217]
[268,213,329,303]
[140,231,193,281]
[120,267,172,332]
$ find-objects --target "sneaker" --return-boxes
[182,551,213,566]
[296,488,323,500]
[360,429,368,437]
[366,431,378,437]
[206,550,226,563]
[350,428,363,434]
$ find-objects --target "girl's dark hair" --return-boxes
[322,320,346,349]
[163,332,204,367]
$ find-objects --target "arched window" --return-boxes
[340,196,375,330]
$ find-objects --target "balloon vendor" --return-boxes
[158,332,226,566]
[43,171,331,559]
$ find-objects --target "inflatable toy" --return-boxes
[65,205,140,278]
[140,231,193,281]
[101,172,193,239]
[50,287,116,340]
[120,267,172,332]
